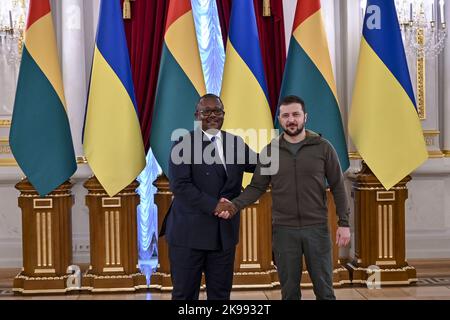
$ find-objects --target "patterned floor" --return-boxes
[2,259,450,300]
[416,276,450,286]
[1,276,450,299]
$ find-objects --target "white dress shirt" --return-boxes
[203,130,227,172]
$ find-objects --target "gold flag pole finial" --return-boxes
[263,0,271,17]
[123,0,131,20]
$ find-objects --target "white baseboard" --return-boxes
[0,238,22,267]
[406,229,450,259]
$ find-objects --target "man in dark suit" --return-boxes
[163,93,256,300]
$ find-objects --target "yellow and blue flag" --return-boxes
[349,0,428,190]
[83,0,145,196]
[221,0,273,155]
[10,0,76,196]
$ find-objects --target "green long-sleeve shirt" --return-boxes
[232,130,350,228]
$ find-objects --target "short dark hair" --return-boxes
[279,95,306,113]
[196,93,224,110]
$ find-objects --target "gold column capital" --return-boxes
[263,0,271,17]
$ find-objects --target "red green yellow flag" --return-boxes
[10,0,76,196]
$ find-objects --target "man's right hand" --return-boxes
[214,198,237,219]
[336,227,351,247]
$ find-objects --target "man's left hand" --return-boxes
[214,198,237,219]
[336,227,351,247]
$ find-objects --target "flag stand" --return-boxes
[347,162,417,286]
[82,176,147,292]
[12,179,74,295]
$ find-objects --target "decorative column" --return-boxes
[149,174,172,290]
[82,176,146,292]
[234,189,276,288]
[13,179,74,294]
[296,191,350,287]
[348,163,417,285]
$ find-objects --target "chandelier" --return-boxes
[396,0,447,59]
[0,0,28,66]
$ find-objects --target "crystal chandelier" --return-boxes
[396,0,447,59]
[0,0,28,66]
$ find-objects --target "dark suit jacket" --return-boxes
[163,129,256,251]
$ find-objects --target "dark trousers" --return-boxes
[272,224,335,300]
[168,244,236,300]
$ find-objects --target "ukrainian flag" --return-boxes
[10,0,76,196]
[277,0,349,171]
[221,0,273,157]
[83,0,145,197]
[349,0,428,190]
[151,0,206,175]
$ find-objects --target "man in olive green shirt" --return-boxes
[216,95,351,300]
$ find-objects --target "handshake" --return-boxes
[214,198,238,220]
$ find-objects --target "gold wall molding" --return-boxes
[1,136,87,164]
[0,157,86,166]
[347,151,445,162]
[76,156,88,164]
[423,130,444,158]
[0,136,14,164]
[0,159,17,166]
[423,130,440,135]
[416,29,426,120]
[423,131,439,147]
[0,119,11,127]
[348,152,362,160]
[428,151,444,158]
[0,145,11,154]
[348,131,445,160]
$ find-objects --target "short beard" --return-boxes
[283,123,305,137]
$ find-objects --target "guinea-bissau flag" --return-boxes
[9,0,76,196]
[150,0,206,175]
